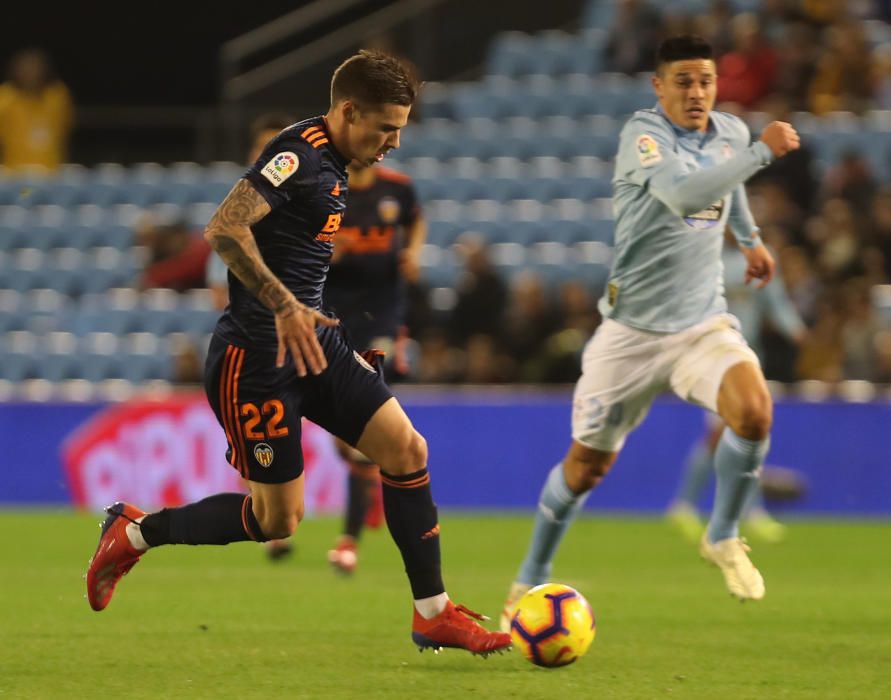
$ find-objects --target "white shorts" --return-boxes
[571,314,760,452]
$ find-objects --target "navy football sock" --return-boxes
[140,493,268,546]
[380,468,445,600]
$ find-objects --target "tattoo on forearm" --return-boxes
[206,179,297,315]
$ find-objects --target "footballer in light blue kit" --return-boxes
[502,36,801,627]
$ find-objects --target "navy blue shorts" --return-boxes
[204,325,394,484]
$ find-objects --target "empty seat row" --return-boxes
[0,179,232,209]
[425,218,614,247]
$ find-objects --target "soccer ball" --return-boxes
[509,583,596,667]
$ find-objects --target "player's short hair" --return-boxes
[655,35,714,73]
[330,50,419,109]
[249,113,294,142]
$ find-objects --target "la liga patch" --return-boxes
[636,134,662,167]
[261,151,299,187]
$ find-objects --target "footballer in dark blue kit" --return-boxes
[323,162,427,574]
[85,50,510,657]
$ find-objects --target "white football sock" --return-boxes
[126,517,150,551]
[414,592,450,619]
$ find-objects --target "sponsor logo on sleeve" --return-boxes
[261,151,299,187]
[684,198,726,229]
[636,134,662,167]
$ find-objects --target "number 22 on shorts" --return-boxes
[240,399,290,440]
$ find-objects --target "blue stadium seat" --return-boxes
[426,220,462,247]
[120,352,171,383]
[0,352,37,381]
[486,33,537,78]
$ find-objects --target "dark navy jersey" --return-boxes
[215,116,349,349]
[323,167,420,340]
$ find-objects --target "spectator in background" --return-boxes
[447,234,507,346]
[807,198,863,281]
[137,217,210,292]
[867,186,891,280]
[604,0,662,75]
[501,271,559,381]
[416,328,464,383]
[758,0,803,43]
[797,298,845,380]
[770,23,818,111]
[716,14,778,109]
[841,278,884,379]
[778,245,823,324]
[872,44,891,111]
[530,280,597,384]
[809,20,875,114]
[822,148,877,211]
[0,49,73,173]
[695,0,736,57]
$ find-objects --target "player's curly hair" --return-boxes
[331,50,419,108]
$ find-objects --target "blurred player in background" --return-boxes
[324,160,426,574]
[88,50,511,657]
[207,112,297,560]
[502,35,800,628]
[666,234,806,544]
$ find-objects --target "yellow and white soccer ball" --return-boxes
[509,583,596,667]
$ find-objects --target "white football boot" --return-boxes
[700,534,765,601]
[499,581,532,632]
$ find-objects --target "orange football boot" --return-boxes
[86,502,146,611]
[412,602,512,656]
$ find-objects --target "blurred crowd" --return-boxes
[7,1,891,385]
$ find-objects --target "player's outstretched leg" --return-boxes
[380,467,510,655]
[358,399,510,655]
[501,460,593,632]
[85,493,270,611]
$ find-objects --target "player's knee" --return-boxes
[257,507,303,540]
[401,429,428,471]
[730,398,772,441]
[565,450,616,493]
[381,428,427,475]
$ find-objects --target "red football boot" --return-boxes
[412,601,512,657]
[327,536,358,575]
[86,502,146,611]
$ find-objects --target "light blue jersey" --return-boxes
[723,244,804,358]
[599,105,774,332]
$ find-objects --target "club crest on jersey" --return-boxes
[636,134,662,167]
[261,151,299,187]
[253,443,274,467]
[377,196,401,224]
[722,143,734,160]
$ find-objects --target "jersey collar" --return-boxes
[320,116,351,169]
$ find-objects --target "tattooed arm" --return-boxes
[204,178,295,314]
[204,178,337,375]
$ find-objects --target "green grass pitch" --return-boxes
[1,511,889,699]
